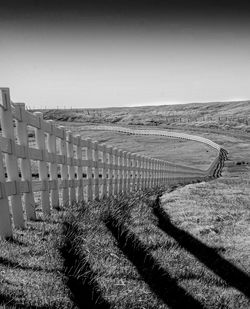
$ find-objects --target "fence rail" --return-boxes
[0,88,228,238]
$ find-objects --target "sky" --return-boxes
[1,0,250,109]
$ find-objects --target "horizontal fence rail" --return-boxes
[0,88,228,238]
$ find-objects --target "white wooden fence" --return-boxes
[0,88,227,238]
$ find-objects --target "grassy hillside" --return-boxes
[35,100,250,132]
[61,181,250,308]
[0,102,249,308]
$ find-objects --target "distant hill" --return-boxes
[34,100,250,132]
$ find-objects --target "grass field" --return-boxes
[61,180,250,308]
[62,124,217,170]
[38,100,250,133]
[0,207,73,308]
[0,103,249,308]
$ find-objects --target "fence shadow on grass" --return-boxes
[60,221,111,309]
[105,216,204,309]
[153,201,250,299]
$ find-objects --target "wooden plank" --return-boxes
[11,104,22,121]
[131,153,136,192]
[106,146,113,196]
[93,141,99,200]
[26,111,41,129]
[86,138,93,201]
[41,119,52,134]
[59,126,69,206]
[0,89,25,228]
[122,151,128,193]
[15,103,36,220]
[66,131,76,204]
[127,152,132,193]
[76,135,84,202]
[117,149,123,194]
[47,120,59,208]
[32,180,44,192]
[29,147,43,161]
[102,144,107,198]
[0,136,12,154]
[113,147,118,196]
[34,112,51,215]
[54,126,64,139]
[0,92,13,237]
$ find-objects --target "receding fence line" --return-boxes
[0,88,228,238]
[89,125,228,177]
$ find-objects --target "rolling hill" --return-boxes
[35,100,250,132]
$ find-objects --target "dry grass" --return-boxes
[1,104,249,308]
[58,124,217,171]
[60,178,250,308]
[159,177,250,307]
[0,207,73,308]
[60,190,168,308]
[1,176,249,308]
[37,100,250,133]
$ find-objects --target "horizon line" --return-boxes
[27,98,250,110]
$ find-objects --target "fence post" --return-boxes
[76,135,83,203]
[150,158,156,188]
[113,148,118,196]
[157,160,160,186]
[59,127,69,207]
[106,146,112,196]
[151,158,155,188]
[118,149,123,194]
[134,154,138,191]
[122,151,127,193]
[139,155,143,190]
[131,153,136,192]
[145,157,149,189]
[67,131,76,204]
[163,162,167,185]
[153,159,157,187]
[15,103,36,220]
[0,141,13,238]
[158,161,162,186]
[145,156,149,189]
[141,156,145,189]
[126,152,131,192]
[93,141,99,200]
[135,154,140,190]
[34,112,51,216]
[148,158,153,188]
[161,161,164,185]
[0,89,25,228]
[86,138,93,201]
[102,145,107,198]
[47,120,59,208]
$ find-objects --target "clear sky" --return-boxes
[1,1,250,108]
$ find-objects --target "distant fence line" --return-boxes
[87,125,228,178]
[0,88,227,238]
